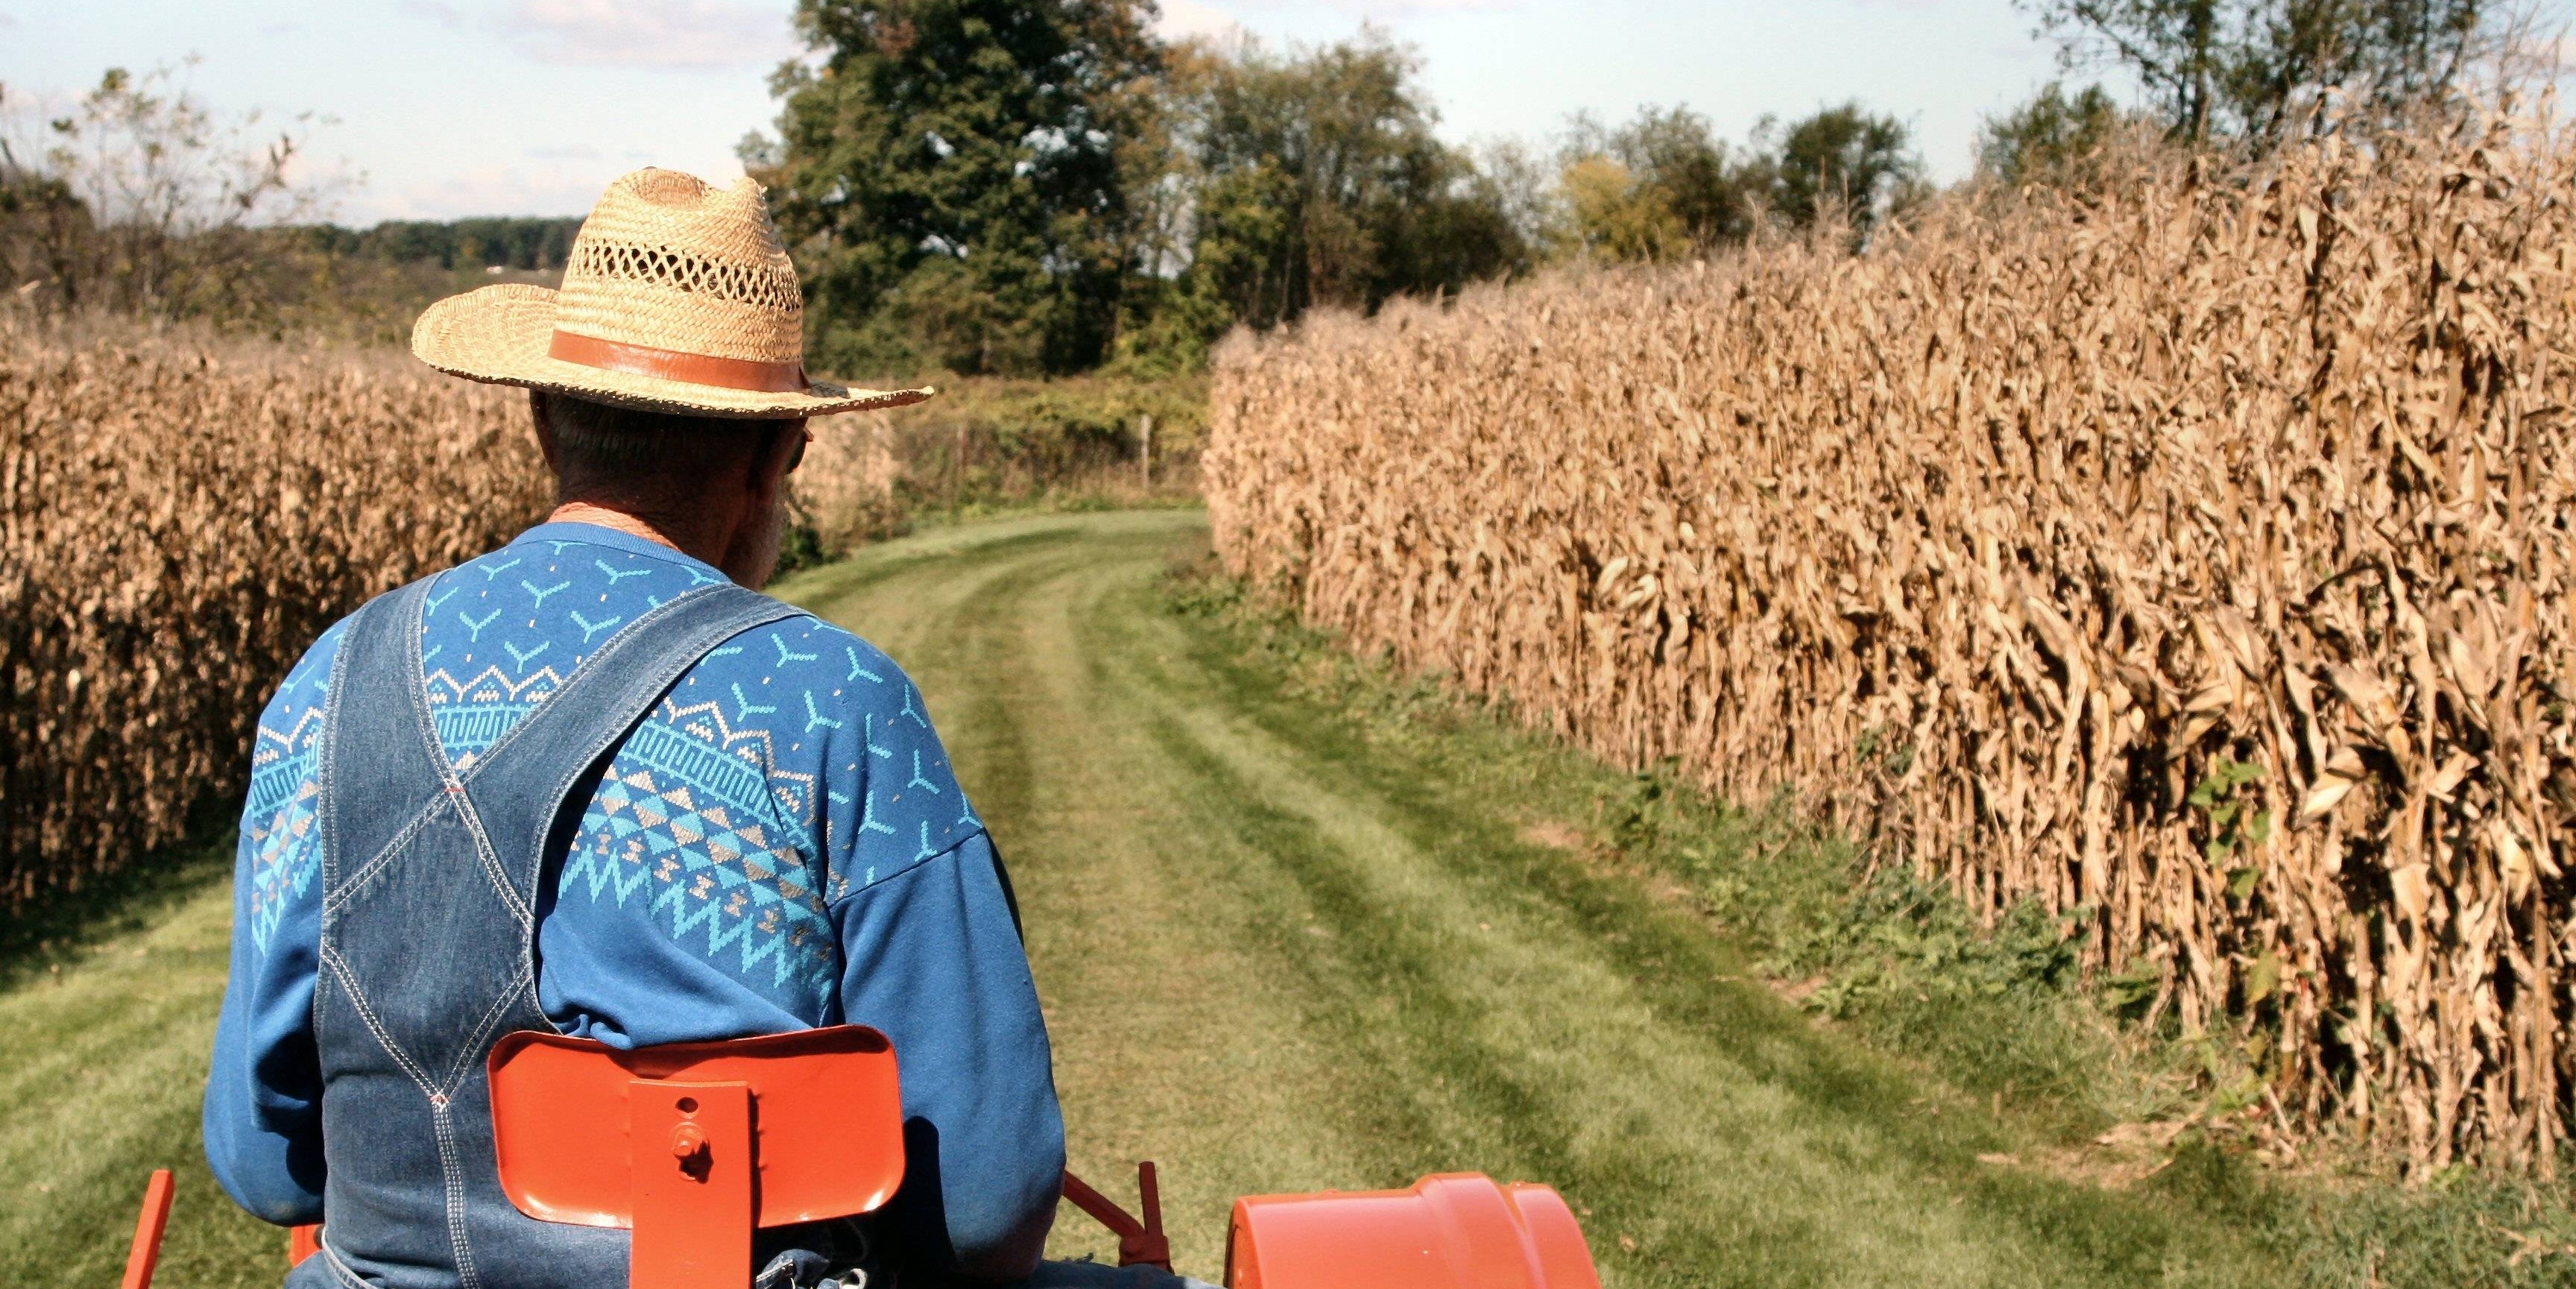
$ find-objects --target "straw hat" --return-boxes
[411,168,930,419]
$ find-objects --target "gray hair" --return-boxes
[532,391,786,506]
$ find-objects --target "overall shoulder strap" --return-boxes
[455,583,804,911]
[318,576,446,905]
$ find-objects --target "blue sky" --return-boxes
[1,1,2065,223]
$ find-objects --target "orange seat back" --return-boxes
[487,1024,904,1289]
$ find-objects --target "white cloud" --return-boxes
[1161,0,1521,27]
[497,0,801,70]
[370,163,628,220]
[399,0,467,28]
[1155,0,1242,40]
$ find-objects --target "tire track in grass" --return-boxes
[4,511,2291,1288]
[1061,513,2279,1288]
[1009,518,1989,1284]
[1126,605,2280,1288]
[792,512,1395,1271]
[794,510,2287,1288]
[1108,656,1986,1288]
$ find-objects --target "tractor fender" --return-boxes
[1223,1173,1600,1289]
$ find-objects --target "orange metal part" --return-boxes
[120,1169,175,1289]
[1061,1162,1172,1270]
[485,1024,904,1231]
[486,1025,904,1289]
[1224,1173,1602,1289]
[628,1080,754,1289]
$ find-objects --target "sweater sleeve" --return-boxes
[820,658,1064,1282]
[832,833,1064,1280]
[203,627,340,1225]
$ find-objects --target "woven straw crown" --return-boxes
[411,168,930,419]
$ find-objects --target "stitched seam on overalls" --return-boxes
[402,579,463,783]
[441,966,534,1091]
[321,794,452,917]
[318,579,440,921]
[312,598,369,1056]
[406,575,537,929]
[318,944,443,1096]
[453,584,727,791]
[446,786,534,929]
[318,1237,375,1289]
[505,596,801,913]
[479,591,799,1024]
[429,1097,484,1289]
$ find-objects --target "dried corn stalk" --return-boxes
[0,326,547,907]
[1208,110,2576,1170]
[789,409,901,556]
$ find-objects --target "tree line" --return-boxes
[0,2,2513,364]
[300,218,587,272]
[750,0,2513,381]
[748,3,1939,379]
[0,65,590,333]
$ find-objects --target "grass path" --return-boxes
[1,511,2286,1287]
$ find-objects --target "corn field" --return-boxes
[0,323,549,907]
[1208,109,2576,1170]
[792,407,904,555]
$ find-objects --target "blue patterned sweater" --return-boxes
[203,522,1064,1276]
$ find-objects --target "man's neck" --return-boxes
[548,502,712,565]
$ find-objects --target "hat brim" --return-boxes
[411,284,932,419]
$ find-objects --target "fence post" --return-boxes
[1138,414,1154,491]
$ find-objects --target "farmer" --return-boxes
[203,168,1195,1289]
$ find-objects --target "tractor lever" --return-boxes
[121,1170,175,1289]
[1061,1162,1171,1271]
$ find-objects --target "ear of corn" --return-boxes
[1208,113,2576,1170]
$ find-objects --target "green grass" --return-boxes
[4,510,2569,1287]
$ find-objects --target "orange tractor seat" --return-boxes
[486,1025,908,1289]
[134,1026,1603,1289]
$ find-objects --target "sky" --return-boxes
[0,0,2068,224]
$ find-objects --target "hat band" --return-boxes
[549,330,808,394]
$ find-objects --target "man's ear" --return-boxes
[746,419,804,503]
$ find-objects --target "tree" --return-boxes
[1558,157,1688,262]
[1977,82,2131,186]
[1168,29,1525,333]
[1,63,328,319]
[754,0,1161,378]
[2018,1,2489,148]
[1764,103,1925,238]
[1561,106,1761,252]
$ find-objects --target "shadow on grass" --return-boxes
[2,807,236,995]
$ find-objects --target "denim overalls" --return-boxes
[288,576,796,1289]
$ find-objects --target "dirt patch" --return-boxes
[1519,820,1586,850]
[2020,1119,2191,1190]
[1773,975,1829,1006]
